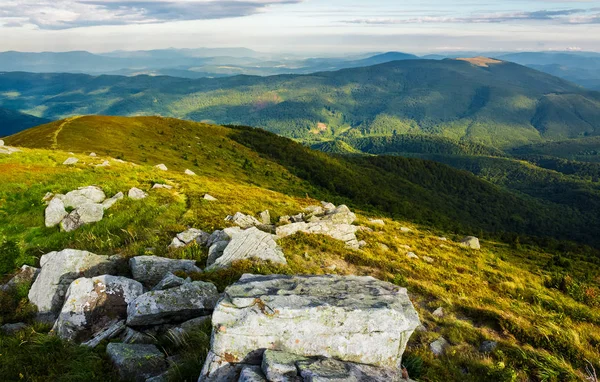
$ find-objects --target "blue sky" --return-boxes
[0,0,598,54]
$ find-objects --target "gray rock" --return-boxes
[106,343,167,382]
[262,350,306,382]
[179,316,212,332]
[207,241,230,267]
[53,275,143,342]
[198,351,249,382]
[276,221,359,249]
[358,240,367,248]
[130,256,202,287]
[155,164,168,171]
[207,227,286,270]
[226,212,262,229]
[45,198,68,227]
[239,366,267,382]
[438,237,448,241]
[177,228,210,245]
[0,265,40,292]
[152,272,187,291]
[279,216,291,224]
[128,187,148,200]
[479,340,498,353]
[127,281,219,326]
[102,192,124,209]
[168,237,185,250]
[430,337,449,356]
[60,203,105,232]
[96,160,110,167]
[209,274,420,368]
[63,157,79,165]
[259,210,271,225]
[121,327,155,344]
[432,307,444,318]
[321,202,336,213]
[461,236,481,250]
[378,243,390,251]
[185,169,197,176]
[1,322,27,335]
[62,186,106,208]
[28,249,115,315]
[204,194,218,201]
[207,230,230,247]
[297,357,402,382]
[82,319,126,348]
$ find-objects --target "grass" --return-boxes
[0,117,599,381]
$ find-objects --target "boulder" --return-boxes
[45,198,68,227]
[259,210,271,225]
[461,236,481,250]
[89,152,97,157]
[0,139,3,146]
[102,192,124,209]
[208,274,420,369]
[127,281,219,326]
[321,205,356,225]
[152,183,173,190]
[479,340,498,353]
[303,205,324,216]
[128,187,148,200]
[177,228,209,246]
[207,241,230,267]
[239,366,267,382]
[430,337,449,356]
[290,213,304,223]
[28,249,115,315]
[129,256,201,287]
[400,227,411,233]
[152,272,187,291]
[185,169,197,176]
[106,343,167,382]
[297,357,402,382]
[0,265,40,292]
[60,203,104,232]
[207,227,286,270]
[262,350,306,382]
[204,194,218,201]
[121,327,155,344]
[53,275,143,342]
[0,146,21,155]
[63,157,79,165]
[0,322,27,335]
[276,221,359,249]
[82,320,127,348]
[62,186,106,208]
[155,164,168,171]
[226,212,261,229]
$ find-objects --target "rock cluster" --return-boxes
[0,140,21,155]
[199,274,420,382]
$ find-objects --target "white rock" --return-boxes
[128,187,148,200]
[60,203,104,232]
[432,307,444,318]
[177,228,209,245]
[63,157,79,165]
[152,183,173,190]
[400,227,411,233]
[102,192,124,209]
[62,186,106,209]
[321,205,356,225]
[369,219,385,226]
[185,169,196,176]
[89,152,97,157]
[53,275,143,342]
[45,197,68,227]
[0,139,3,146]
[407,252,419,260]
[129,256,202,287]
[430,337,449,356]
[96,160,110,167]
[203,194,218,201]
[461,236,481,250]
[208,274,421,368]
[259,210,271,225]
[155,164,168,171]
[28,249,115,315]
[226,212,261,229]
[152,273,187,291]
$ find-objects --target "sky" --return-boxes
[0,0,599,55]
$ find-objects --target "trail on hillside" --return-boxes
[52,116,81,150]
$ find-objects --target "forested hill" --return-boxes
[1,58,600,148]
[0,107,49,137]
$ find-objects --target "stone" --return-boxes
[62,186,106,208]
[1,322,27,335]
[106,343,167,382]
[169,237,185,250]
[207,227,286,270]
[204,194,218,201]
[461,236,481,250]
[400,227,411,233]
[127,281,219,326]
[63,157,79,165]
[28,249,115,316]
[177,228,209,245]
[102,192,124,209]
[152,183,173,190]
[185,169,196,176]
[129,256,202,287]
[290,213,305,223]
[96,160,110,167]
[259,210,271,225]
[479,340,498,353]
[155,164,168,171]
[276,221,359,249]
[239,366,267,382]
[406,252,419,260]
[0,139,3,146]
[358,240,367,248]
[53,275,143,342]
[227,212,261,229]
[321,205,356,225]
[128,187,148,200]
[422,256,434,264]
[297,357,401,382]
[1,265,40,292]
[82,320,126,348]
[209,274,420,368]
[207,241,230,267]
[198,351,248,382]
[369,219,385,226]
[432,307,444,318]
[321,201,336,213]
[438,237,448,241]
[45,198,68,227]
[378,243,390,251]
[60,203,104,232]
[430,337,449,356]
[279,216,291,224]
[42,192,55,203]
[179,316,212,333]
[152,272,187,291]
[89,152,97,157]
[262,350,306,382]
[303,205,324,216]
[121,327,155,344]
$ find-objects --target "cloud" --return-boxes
[0,0,301,29]
[344,8,600,25]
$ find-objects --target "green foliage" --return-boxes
[0,238,20,275]
[545,273,600,307]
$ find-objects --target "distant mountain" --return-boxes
[2,58,599,148]
[0,107,49,136]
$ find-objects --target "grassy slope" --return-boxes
[0,117,598,381]
[2,59,600,147]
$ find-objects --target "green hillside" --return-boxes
[1,116,599,381]
[2,59,600,148]
[0,107,49,137]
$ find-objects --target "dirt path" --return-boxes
[51,116,81,150]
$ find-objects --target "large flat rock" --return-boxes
[129,256,201,287]
[209,274,420,370]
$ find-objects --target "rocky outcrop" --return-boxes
[127,281,219,326]
[53,275,143,342]
[107,343,167,382]
[200,274,420,381]
[461,236,481,249]
[207,227,286,270]
[129,256,201,287]
[28,249,116,316]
